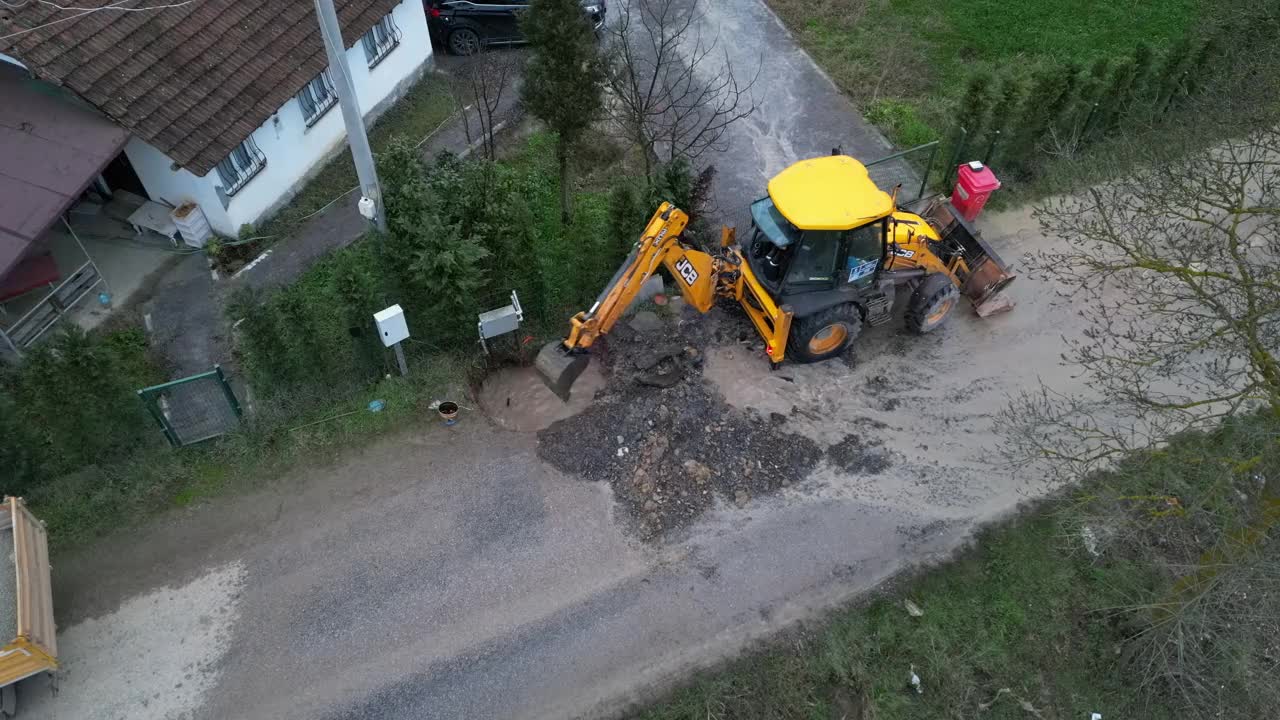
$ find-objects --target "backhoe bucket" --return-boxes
[535,341,590,401]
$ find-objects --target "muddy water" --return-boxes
[478,362,608,432]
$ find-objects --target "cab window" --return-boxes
[844,221,884,287]
[785,230,841,288]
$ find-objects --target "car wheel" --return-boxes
[448,28,482,56]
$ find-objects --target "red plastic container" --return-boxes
[951,161,1001,222]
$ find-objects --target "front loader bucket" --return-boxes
[962,258,1016,315]
[923,198,1016,316]
[535,341,590,402]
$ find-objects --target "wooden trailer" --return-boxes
[0,498,56,716]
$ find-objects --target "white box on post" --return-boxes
[374,304,409,347]
[373,304,410,375]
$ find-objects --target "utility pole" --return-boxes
[312,0,387,233]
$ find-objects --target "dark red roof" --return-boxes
[0,69,128,278]
[0,0,401,176]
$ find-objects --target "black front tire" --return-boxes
[448,28,482,55]
[787,304,862,363]
[905,273,960,334]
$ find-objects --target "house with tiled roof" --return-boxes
[0,0,433,240]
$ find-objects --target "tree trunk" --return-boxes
[557,141,573,223]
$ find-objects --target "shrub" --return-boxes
[956,70,996,139]
[0,326,163,495]
[232,133,648,394]
[380,139,491,345]
[608,180,648,261]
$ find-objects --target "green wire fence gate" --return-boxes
[864,140,941,206]
[137,365,242,447]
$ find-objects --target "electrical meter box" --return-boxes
[373,304,409,347]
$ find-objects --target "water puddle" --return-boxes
[478,362,607,431]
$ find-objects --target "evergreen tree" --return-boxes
[378,140,490,344]
[520,0,606,222]
[957,70,996,140]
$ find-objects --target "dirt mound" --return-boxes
[538,304,823,539]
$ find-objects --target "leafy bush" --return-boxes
[228,242,393,395]
[381,139,491,344]
[230,132,677,396]
[0,326,163,496]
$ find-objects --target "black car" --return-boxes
[426,0,606,55]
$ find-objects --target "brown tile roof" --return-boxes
[0,0,402,176]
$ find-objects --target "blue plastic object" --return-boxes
[367,399,385,413]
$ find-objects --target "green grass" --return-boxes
[768,0,1199,147]
[24,354,468,549]
[249,74,456,243]
[633,516,1152,720]
[632,413,1280,720]
[772,0,1197,100]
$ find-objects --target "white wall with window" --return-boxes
[124,0,432,237]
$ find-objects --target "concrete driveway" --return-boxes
[24,3,1077,719]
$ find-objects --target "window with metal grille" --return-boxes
[214,136,266,196]
[297,70,337,126]
[361,13,400,68]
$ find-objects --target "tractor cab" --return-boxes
[746,155,895,298]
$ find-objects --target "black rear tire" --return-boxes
[905,273,960,334]
[448,28,482,55]
[787,304,862,363]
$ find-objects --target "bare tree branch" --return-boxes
[999,127,1280,483]
[450,49,522,161]
[602,0,760,175]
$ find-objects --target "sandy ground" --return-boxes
[477,363,607,432]
[19,563,245,720]
[703,206,1081,520]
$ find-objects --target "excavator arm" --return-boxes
[563,203,691,350]
[535,202,795,400]
[536,203,718,399]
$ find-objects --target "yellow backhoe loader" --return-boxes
[535,154,1015,399]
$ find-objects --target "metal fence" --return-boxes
[138,365,242,447]
[865,140,941,206]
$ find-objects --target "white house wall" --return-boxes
[125,136,232,231]
[128,0,434,237]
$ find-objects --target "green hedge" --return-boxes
[0,326,164,496]
[229,133,708,397]
[948,4,1279,184]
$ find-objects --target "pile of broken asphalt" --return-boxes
[538,303,824,539]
